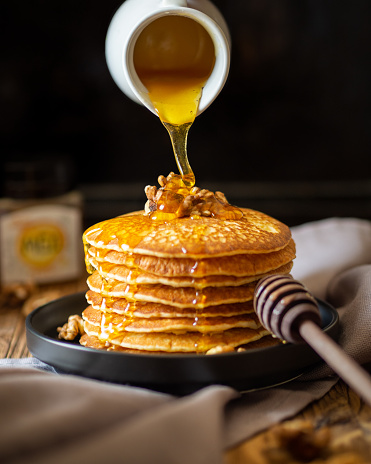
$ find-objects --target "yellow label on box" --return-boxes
[18,224,64,268]
[0,204,82,284]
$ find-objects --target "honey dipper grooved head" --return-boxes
[253,275,321,344]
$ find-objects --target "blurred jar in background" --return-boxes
[0,155,83,286]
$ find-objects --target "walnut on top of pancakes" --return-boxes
[144,172,243,220]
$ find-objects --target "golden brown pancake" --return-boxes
[82,305,261,333]
[86,290,255,317]
[87,271,257,308]
[80,333,280,353]
[87,238,295,278]
[83,208,292,258]
[83,321,270,353]
[87,256,293,288]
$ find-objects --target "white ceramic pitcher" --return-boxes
[105,0,231,117]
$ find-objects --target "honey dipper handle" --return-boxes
[299,319,371,407]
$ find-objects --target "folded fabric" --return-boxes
[1,217,371,464]
[292,217,371,299]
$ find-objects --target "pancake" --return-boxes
[82,305,262,333]
[80,333,280,353]
[83,208,292,259]
[87,271,257,308]
[87,256,293,288]
[87,238,295,278]
[86,290,255,317]
[83,321,270,353]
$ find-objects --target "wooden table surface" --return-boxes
[1,280,370,463]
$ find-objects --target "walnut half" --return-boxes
[57,315,85,341]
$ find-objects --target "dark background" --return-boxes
[1,0,371,226]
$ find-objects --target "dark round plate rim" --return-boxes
[26,291,339,395]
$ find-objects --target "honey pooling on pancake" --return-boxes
[133,16,216,188]
[79,179,296,354]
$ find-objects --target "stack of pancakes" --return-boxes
[80,208,295,354]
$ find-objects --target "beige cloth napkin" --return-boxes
[1,217,371,464]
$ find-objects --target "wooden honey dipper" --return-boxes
[254,274,371,406]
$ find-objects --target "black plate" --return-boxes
[26,292,339,395]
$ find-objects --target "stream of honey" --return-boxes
[133,15,216,188]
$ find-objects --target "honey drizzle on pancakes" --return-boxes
[82,199,293,352]
[83,205,291,260]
